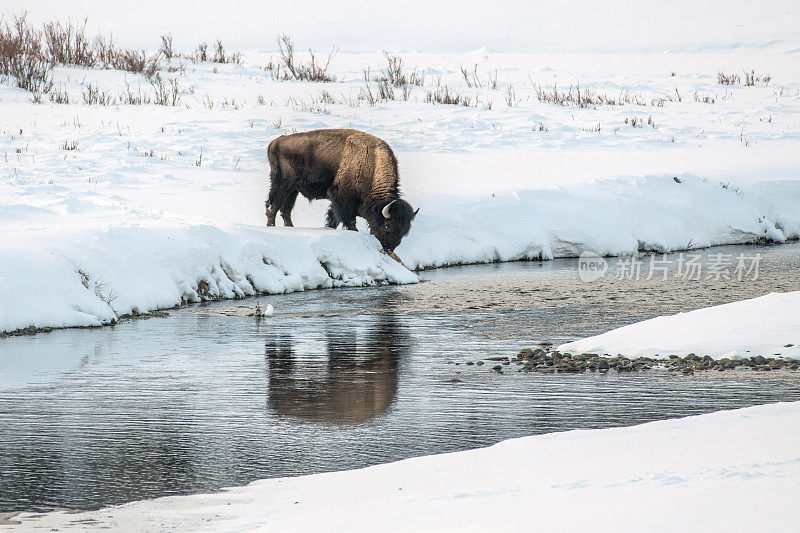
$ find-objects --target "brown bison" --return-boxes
[266,129,417,253]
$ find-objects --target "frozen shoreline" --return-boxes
[2,175,799,335]
[559,290,800,360]
[11,400,800,532]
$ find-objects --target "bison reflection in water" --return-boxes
[265,314,409,424]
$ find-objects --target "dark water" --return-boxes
[2,243,800,512]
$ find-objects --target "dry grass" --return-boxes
[212,40,241,64]
[2,14,249,96]
[159,34,173,60]
[718,70,771,86]
[624,116,656,128]
[150,74,182,106]
[426,85,472,106]
[505,85,518,107]
[380,53,424,88]
[120,81,151,105]
[49,84,69,103]
[82,83,115,105]
[533,83,606,108]
[43,19,95,67]
[460,64,482,88]
[274,34,336,82]
[0,14,53,93]
[693,91,715,104]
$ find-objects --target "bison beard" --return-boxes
[266,129,417,253]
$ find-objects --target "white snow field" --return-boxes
[2,0,800,333]
[559,291,800,359]
[11,401,800,532]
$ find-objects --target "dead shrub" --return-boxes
[533,82,647,108]
[43,19,95,67]
[0,14,53,94]
[82,83,115,105]
[160,33,173,60]
[426,85,471,106]
[49,84,70,103]
[150,73,181,106]
[717,72,740,85]
[119,80,151,105]
[718,71,771,86]
[460,64,481,88]
[115,48,160,78]
[212,39,241,64]
[377,78,394,100]
[277,34,336,82]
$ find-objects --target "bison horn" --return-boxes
[382,200,396,219]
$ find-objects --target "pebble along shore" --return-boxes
[450,343,800,375]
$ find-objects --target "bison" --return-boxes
[266,129,417,253]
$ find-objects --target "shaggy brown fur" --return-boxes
[266,129,417,252]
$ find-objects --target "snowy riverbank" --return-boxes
[559,291,800,360]
[11,400,800,532]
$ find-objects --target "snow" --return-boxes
[559,291,800,360]
[14,400,800,532]
[2,1,800,333]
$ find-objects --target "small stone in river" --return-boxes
[492,365,503,372]
[785,344,794,348]
[475,361,484,366]
[535,341,553,346]
[466,361,474,366]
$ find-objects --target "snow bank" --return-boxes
[15,401,800,532]
[398,174,800,270]
[0,226,417,334]
[559,291,800,359]
[3,172,797,335]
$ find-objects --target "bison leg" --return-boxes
[279,189,298,227]
[267,180,298,227]
[266,202,278,226]
[266,182,282,226]
[329,204,356,231]
[327,194,358,231]
[341,217,357,231]
[325,206,340,229]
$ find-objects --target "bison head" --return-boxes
[371,199,418,253]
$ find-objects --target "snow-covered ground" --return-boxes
[11,401,800,532]
[559,291,800,359]
[2,0,799,334]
